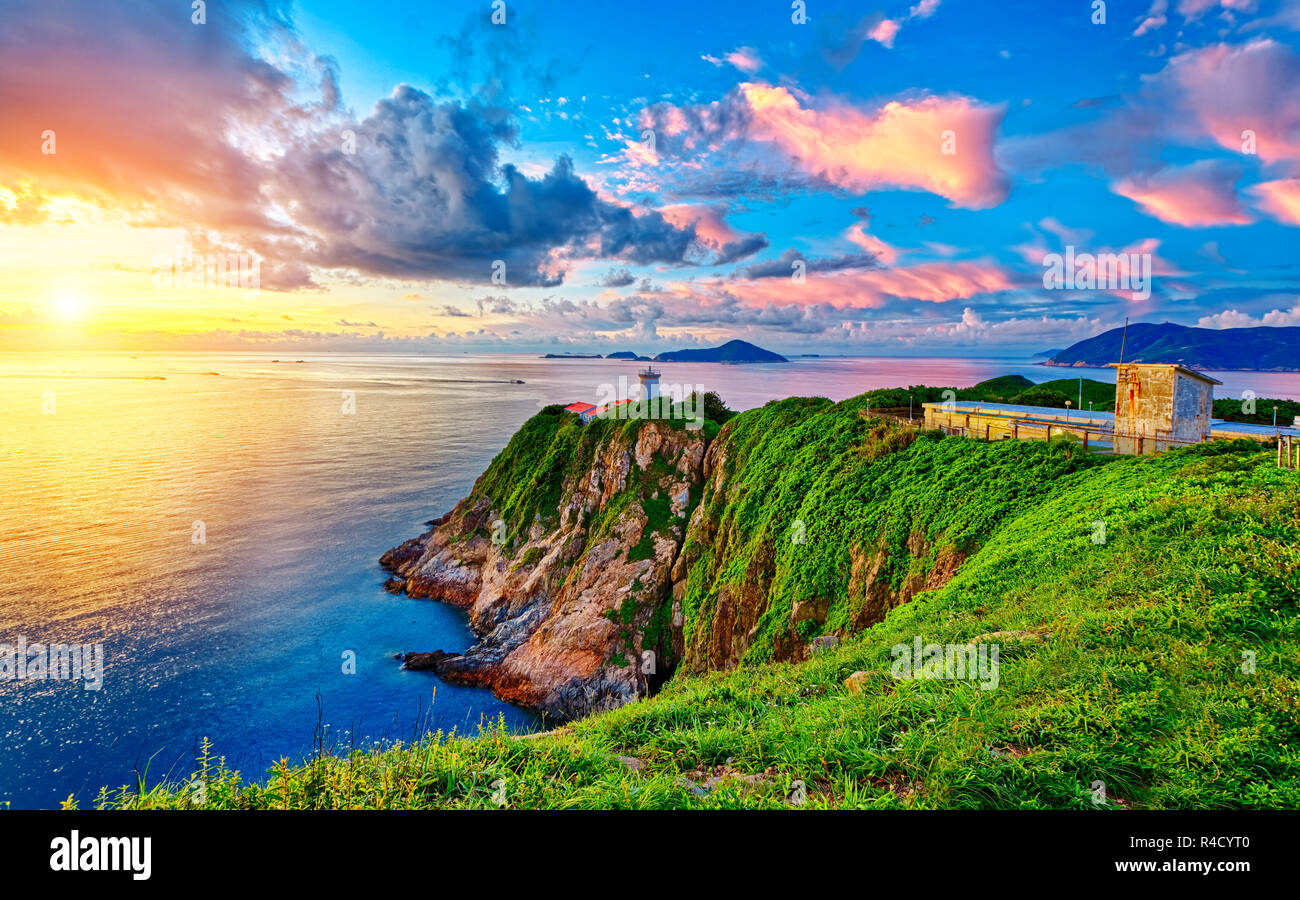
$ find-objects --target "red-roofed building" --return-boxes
[567,396,637,424]
[564,402,599,423]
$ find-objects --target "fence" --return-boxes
[1281,435,1298,470]
[933,415,1209,454]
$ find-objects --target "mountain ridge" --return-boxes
[1044,322,1300,371]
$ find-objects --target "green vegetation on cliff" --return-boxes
[470,403,707,548]
[86,396,1299,810]
[678,394,1102,668]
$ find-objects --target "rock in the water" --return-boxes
[401,650,461,671]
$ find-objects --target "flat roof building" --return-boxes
[1110,363,1221,455]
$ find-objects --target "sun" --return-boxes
[53,293,87,321]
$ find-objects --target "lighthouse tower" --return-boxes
[638,365,661,400]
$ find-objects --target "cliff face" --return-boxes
[384,396,1097,721]
[381,407,706,720]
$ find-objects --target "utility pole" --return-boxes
[1078,376,1083,412]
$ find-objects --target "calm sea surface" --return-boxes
[2,352,1297,808]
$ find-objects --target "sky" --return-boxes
[2,0,1300,356]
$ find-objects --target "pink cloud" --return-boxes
[678,83,1009,209]
[1111,160,1253,226]
[1134,0,1169,36]
[869,0,942,48]
[655,203,769,263]
[868,19,902,48]
[725,47,764,74]
[1146,39,1300,165]
[702,46,764,74]
[1251,178,1300,225]
[714,259,1014,310]
[659,204,739,246]
[846,224,901,265]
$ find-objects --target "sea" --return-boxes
[2,351,1297,808]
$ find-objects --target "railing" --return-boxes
[931,413,1212,453]
[1281,435,1298,470]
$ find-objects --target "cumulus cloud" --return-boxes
[1144,39,1300,165]
[0,0,701,290]
[272,87,705,285]
[637,83,1009,209]
[1199,298,1300,328]
[600,268,637,287]
[1003,39,1300,190]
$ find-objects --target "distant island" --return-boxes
[606,350,652,361]
[540,340,788,364]
[653,339,787,363]
[1043,322,1300,372]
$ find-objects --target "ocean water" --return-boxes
[1,351,1297,808]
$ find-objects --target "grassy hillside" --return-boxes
[677,394,1101,668]
[82,405,1300,810]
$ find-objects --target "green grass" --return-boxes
[80,399,1300,811]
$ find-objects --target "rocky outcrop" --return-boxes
[382,414,706,720]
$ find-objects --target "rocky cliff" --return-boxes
[381,406,705,720]
[383,395,1097,721]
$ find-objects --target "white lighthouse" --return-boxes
[638,365,661,400]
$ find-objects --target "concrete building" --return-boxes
[1109,363,1219,454]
